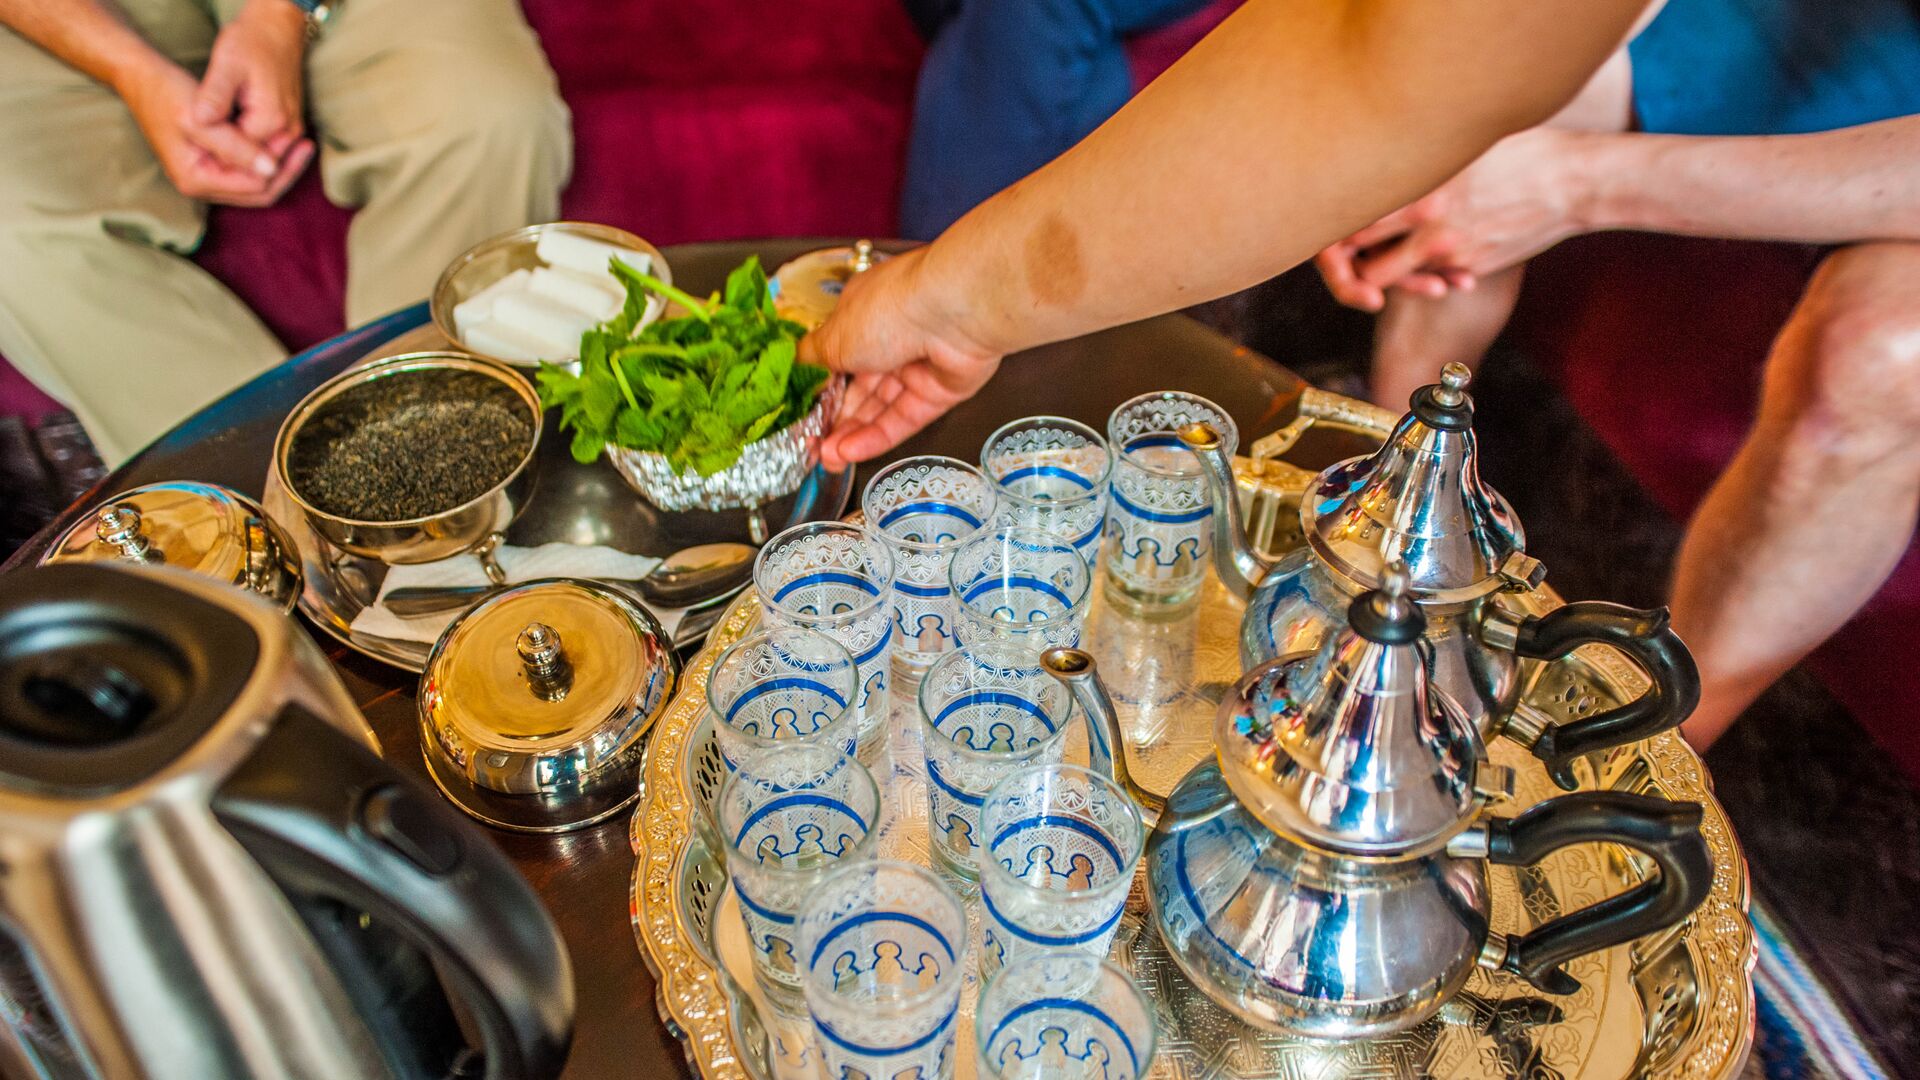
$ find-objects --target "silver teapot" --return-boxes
[1041,571,1713,1038]
[1180,363,1698,788]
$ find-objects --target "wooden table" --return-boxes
[3,238,1309,1078]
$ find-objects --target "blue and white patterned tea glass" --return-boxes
[706,627,858,779]
[861,456,997,671]
[976,954,1158,1080]
[949,528,1092,655]
[917,643,1072,886]
[799,860,968,1080]
[976,765,1145,982]
[980,416,1112,555]
[1103,391,1238,608]
[719,748,881,1010]
[754,522,896,761]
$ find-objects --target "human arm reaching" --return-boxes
[1319,115,1920,311]
[0,0,313,206]
[803,0,1654,468]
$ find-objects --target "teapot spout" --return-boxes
[1040,648,1166,823]
[1177,422,1269,600]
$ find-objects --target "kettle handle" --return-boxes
[1492,602,1701,789]
[211,705,574,1080]
[1471,791,1713,995]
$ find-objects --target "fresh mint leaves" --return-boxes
[536,256,831,477]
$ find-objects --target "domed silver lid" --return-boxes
[1300,364,1541,604]
[1215,566,1492,856]
[40,482,303,614]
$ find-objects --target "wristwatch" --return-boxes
[284,0,337,38]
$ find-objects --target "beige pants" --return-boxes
[0,0,573,463]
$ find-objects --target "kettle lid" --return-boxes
[1300,364,1540,603]
[1215,566,1487,856]
[39,482,303,614]
[418,577,679,831]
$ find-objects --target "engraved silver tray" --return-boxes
[631,410,1756,1080]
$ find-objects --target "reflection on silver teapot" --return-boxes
[1181,363,1698,788]
[1041,569,1713,1038]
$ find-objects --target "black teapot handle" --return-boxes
[1480,791,1713,995]
[1502,603,1701,789]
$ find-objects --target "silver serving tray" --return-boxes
[261,325,854,672]
[634,564,1756,1080]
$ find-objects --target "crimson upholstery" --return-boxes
[1516,233,1920,783]
[0,0,1244,422]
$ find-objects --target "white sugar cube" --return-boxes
[535,230,651,277]
[450,268,531,332]
[528,267,622,321]
[491,291,596,358]
[459,318,552,364]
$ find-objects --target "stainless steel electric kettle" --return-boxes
[0,562,574,1079]
[1181,363,1700,788]
[1041,571,1714,1038]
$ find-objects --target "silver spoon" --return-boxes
[381,541,756,619]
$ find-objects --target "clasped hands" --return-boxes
[1314,127,1598,311]
[117,0,313,207]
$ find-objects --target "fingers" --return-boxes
[192,57,241,126]
[1315,246,1384,312]
[1353,226,1457,291]
[255,137,313,203]
[820,374,903,471]
[830,393,946,468]
[1343,201,1428,252]
[184,115,277,179]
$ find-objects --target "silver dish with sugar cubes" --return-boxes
[432,222,671,367]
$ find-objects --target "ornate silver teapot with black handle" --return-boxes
[1041,571,1714,1038]
[1180,363,1698,788]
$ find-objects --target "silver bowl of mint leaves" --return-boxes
[537,254,840,513]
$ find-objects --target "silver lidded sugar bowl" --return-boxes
[39,481,303,614]
[1180,363,1700,788]
[1042,569,1714,1038]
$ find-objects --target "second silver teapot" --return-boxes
[1182,363,1698,788]
[1042,572,1714,1038]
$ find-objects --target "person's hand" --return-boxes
[196,0,311,165]
[114,4,312,207]
[1315,127,1595,311]
[799,247,1004,471]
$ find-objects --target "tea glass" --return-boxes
[1103,391,1238,608]
[976,954,1158,1080]
[976,764,1146,981]
[754,521,896,760]
[707,627,858,779]
[979,416,1112,555]
[718,748,882,1009]
[949,527,1092,655]
[918,643,1073,886]
[861,456,997,671]
[798,860,969,1080]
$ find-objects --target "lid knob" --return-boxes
[1431,362,1471,407]
[515,623,573,702]
[95,505,155,562]
[851,239,875,273]
[1347,561,1426,644]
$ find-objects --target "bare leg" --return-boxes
[1366,49,1636,408]
[1673,242,1920,746]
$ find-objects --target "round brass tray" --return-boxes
[632,577,1755,1080]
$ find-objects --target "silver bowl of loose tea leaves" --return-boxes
[274,353,542,565]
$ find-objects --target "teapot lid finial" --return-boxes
[1298,363,1533,603]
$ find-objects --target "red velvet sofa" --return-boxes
[0,0,1235,422]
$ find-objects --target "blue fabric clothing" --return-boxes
[1629,0,1920,135]
[900,0,1213,240]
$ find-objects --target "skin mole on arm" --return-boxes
[1024,210,1088,308]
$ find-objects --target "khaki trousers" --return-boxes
[0,0,572,463]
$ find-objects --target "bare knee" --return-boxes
[1769,243,1920,466]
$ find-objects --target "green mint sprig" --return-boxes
[536,255,831,477]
